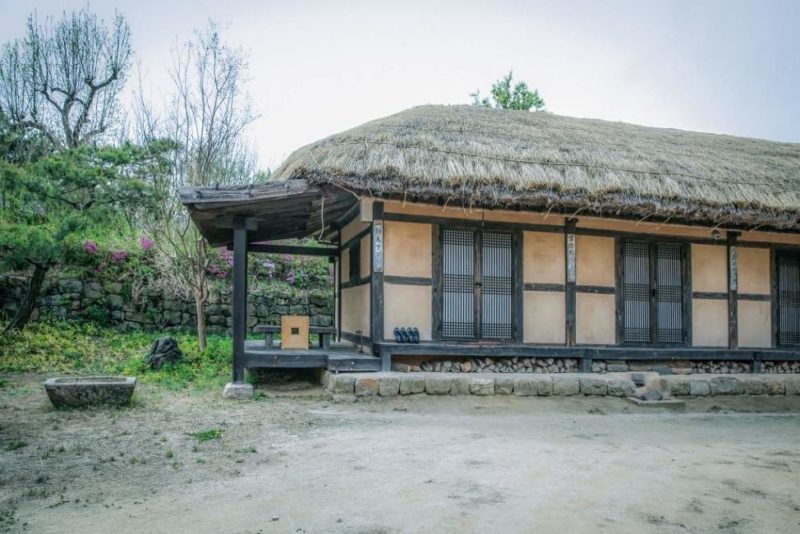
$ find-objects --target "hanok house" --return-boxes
[180,105,800,392]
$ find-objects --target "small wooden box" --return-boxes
[281,316,309,350]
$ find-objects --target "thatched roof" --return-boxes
[273,105,800,231]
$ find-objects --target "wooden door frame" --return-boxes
[433,225,520,342]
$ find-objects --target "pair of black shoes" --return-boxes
[393,327,420,343]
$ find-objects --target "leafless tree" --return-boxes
[0,8,131,148]
[136,22,258,350]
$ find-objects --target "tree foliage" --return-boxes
[471,71,545,111]
[135,22,258,351]
[0,8,143,332]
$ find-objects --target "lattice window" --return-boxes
[440,228,514,340]
[656,243,684,344]
[442,228,476,339]
[481,231,513,340]
[778,251,800,345]
[622,240,685,345]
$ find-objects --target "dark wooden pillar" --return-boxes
[335,226,342,343]
[565,219,577,347]
[513,229,524,343]
[431,224,442,342]
[232,222,249,383]
[727,231,739,350]
[371,202,386,367]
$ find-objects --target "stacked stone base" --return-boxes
[324,371,800,399]
[393,358,800,375]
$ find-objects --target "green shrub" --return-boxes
[0,321,231,390]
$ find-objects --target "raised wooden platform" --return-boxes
[242,341,380,372]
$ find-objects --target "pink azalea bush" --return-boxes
[140,235,155,251]
[84,240,98,254]
[111,251,128,263]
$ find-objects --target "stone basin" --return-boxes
[44,376,137,408]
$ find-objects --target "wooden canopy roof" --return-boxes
[178,180,357,246]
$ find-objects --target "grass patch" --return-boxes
[6,441,27,451]
[189,428,223,442]
[0,321,232,390]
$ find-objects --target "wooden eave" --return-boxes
[178,179,358,246]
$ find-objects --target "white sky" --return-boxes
[1,0,798,170]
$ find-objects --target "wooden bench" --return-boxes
[253,324,337,349]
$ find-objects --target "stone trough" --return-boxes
[44,376,137,408]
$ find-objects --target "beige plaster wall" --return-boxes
[341,284,370,337]
[578,216,726,240]
[576,293,615,345]
[738,300,771,348]
[738,247,770,295]
[360,234,371,277]
[523,232,564,284]
[692,244,728,293]
[383,283,432,341]
[341,218,369,245]
[384,221,432,278]
[692,299,728,347]
[523,291,565,344]
[576,236,615,287]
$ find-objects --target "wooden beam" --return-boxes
[615,237,624,345]
[246,243,339,257]
[232,223,248,383]
[371,202,385,363]
[336,227,342,342]
[431,224,442,342]
[728,231,740,350]
[575,285,615,294]
[513,229,524,343]
[565,219,577,346]
[525,283,566,292]
[384,275,432,286]
[771,247,778,348]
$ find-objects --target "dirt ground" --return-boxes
[1,374,800,534]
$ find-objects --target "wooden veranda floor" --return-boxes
[242,340,381,372]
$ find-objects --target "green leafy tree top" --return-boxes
[471,71,545,111]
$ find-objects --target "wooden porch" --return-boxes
[243,341,381,372]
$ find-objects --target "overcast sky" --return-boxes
[1,0,798,170]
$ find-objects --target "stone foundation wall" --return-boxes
[0,275,333,334]
[391,357,800,375]
[324,371,800,398]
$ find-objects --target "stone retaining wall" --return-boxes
[394,357,799,375]
[324,371,800,399]
[0,275,333,334]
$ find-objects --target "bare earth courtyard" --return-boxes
[1,375,800,533]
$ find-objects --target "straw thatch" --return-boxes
[273,105,800,230]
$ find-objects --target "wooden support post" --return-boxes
[728,231,740,350]
[513,229,524,343]
[565,219,577,346]
[371,201,385,365]
[431,224,442,342]
[232,222,249,383]
[336,227,342,343]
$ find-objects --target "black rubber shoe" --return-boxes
[411,327,420,344]
[393,327,403,343]
[399,327,411,343]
